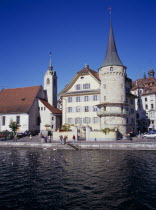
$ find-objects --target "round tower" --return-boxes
[97,19,127,136]
[44,53,57,107]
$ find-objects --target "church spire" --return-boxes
[101,16,124,67]
[49,52,53,70]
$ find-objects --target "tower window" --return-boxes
[46,78,50,85]
[110,67,113,71]
[104,96,106,101]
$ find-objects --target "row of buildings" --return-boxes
[0,18,155,137]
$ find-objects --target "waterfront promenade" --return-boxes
[0,135,156,150]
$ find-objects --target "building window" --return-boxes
[16,116,20,124]
[44,107,46,110]
[93,106,98,112]
[75,118,82,124]
[46,78,50,85]
[75,84,81,90]
[151,104,154,109]
[145,105,148,109]
[68,118,72,124]
[150,120,154,124]
[76,106,81,112]
[145,98,147,102]
[83,117,90,124]
[104,96,106,101]
[85,106,89,112]
[41,107,43,111]
[68,107,72,112]
[76,96,81,102]
[103,84,106,89]
[136,113,139,119]
[84,96,89,101]
[93,117,98,123]
[104,106,106,111]
[2,116,5,126]
[121,84,123,89]
[83,83,90,89]
[93,95,98,101]
[52,117,54,120]
[68,97,72,103]
[110,67,113,71]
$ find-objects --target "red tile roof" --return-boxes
[78,65,100,81]
[0,86,41,114]
[132,77,156,91]
[39,98,62,114]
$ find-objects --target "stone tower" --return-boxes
[44,53,57,107]
[97,18,127,135]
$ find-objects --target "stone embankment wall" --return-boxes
[53,126,117,141]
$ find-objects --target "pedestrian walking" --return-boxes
[59,135,63,144]
[72,135,76,143]
[14,133,18,142]
[44,135,48,143]
[30,133,32,140]
[63,135,67,144]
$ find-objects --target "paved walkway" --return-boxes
[1,135,156,144]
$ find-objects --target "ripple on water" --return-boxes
[0,149,155,209]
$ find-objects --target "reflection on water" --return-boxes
[0,148,155,209]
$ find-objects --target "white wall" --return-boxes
[0,113,29,132]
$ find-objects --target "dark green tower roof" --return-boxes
[101,19,124,67]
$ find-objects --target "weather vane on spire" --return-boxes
[108,7,112,15]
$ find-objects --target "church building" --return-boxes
[0,55,62,134]
[59,18,136,137]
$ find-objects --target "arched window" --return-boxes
[46,78,50,85]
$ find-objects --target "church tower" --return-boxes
[44,53,57,107]
[98,17,127,136]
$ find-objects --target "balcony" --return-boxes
[97,110,127,117]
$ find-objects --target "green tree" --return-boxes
[9,121,19,133]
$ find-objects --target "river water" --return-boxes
[0,148,155,210]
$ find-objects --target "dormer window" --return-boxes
[46,78,50,85]
[110,67,113,71]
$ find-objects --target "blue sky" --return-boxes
[0,0,156,93]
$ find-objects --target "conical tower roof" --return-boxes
[101,18,124,67]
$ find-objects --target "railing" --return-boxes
[97,110,127,117]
